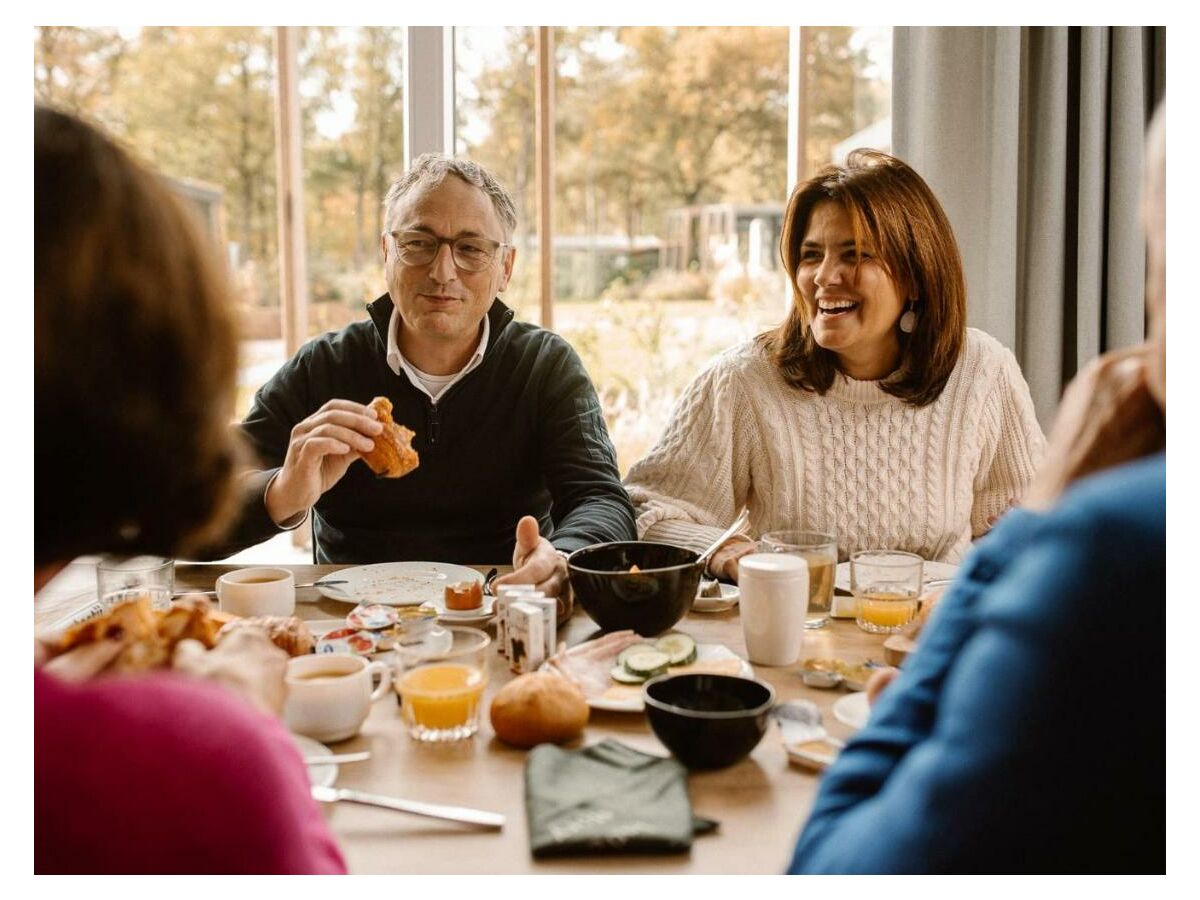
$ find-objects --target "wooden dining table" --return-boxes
[34,558,894,874]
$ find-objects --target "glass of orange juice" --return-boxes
[850,550,924,634]
[395,626,491,741]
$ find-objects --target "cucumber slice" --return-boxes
[616,643,658,668]
[654,633,698,666]
[623,649,670,678]
[610,665,647,684]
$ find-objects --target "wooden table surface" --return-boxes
[34,559,891,874]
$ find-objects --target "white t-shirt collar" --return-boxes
[385,304,490,403]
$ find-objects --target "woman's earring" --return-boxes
[899,300,918,334]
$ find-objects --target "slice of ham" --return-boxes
[545,630,647,699]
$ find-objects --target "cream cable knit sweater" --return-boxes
[625,328,1046,564]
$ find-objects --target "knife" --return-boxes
[303,751,372,766]
[310,785,505,830]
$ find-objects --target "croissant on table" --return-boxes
[361,396,419,478]
[43,595,314,675]
[47,595,225,674]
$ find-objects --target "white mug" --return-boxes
[738,553,809,666]
[284,654,393,742]
[216,567,295,617]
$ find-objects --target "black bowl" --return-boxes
[643,673,775,770]
[567,541,703,636]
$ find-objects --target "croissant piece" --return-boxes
[361,396,420,478]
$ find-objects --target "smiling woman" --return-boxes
[625,149,1046,581]
[772,149,967,405]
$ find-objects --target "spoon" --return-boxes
[696,507,752,569]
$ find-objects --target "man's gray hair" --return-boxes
[383,154,518,238]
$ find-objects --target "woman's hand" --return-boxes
[708,537,759,582]
[1022,345,1164,512]
[173,628,289,717]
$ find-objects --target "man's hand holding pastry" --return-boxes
[265,399,385,525]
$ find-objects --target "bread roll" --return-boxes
[489,672,589,749]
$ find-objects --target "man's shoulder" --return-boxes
[497,317,573,355]
[299,319,381,360]
[265,320,382,392]
[489,318,588,378]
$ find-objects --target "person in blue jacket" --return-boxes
[788,103,1166,874]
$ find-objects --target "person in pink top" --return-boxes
[34,106,346,874]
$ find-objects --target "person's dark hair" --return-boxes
[763,148,967,406]
[35,106,243,565]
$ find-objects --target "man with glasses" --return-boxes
[212,155,635,603]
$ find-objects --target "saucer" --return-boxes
[693,583,739,613]
[290,733,338,788]
[832,691,870,731]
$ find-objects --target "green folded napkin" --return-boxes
[525,738,718,858]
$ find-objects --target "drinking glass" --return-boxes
[96,555,174,612]
[850,550,924,634]
[760,531,837,629]
[395,626,491,742]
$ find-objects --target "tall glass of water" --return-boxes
[760,531,837,629]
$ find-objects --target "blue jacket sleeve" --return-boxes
[788,457,1165,873]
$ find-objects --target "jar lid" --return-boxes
[738,552,809,580]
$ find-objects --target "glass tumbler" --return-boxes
[760,531,837,629]
[395,626,491,742]
[96,555,175,612]
[850,550,924,634]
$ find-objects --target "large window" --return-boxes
[35,26,285,419]
[34,24,892,477]
[452,26,891,473]
[300,27,406,340]
[455,27,540,324]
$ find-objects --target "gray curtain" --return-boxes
[893,26,1165,424]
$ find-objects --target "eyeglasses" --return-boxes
[387,230,509,273]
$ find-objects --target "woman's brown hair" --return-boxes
[763,148,967,406]
[35,106,243,565]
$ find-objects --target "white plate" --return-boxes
[692,583,740,613]
[832,691,870,731]
[834,559,959,595]
[434,599,497,626]
[290,733,338,788]
[543,642,754,713]
[318,562,485,609]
